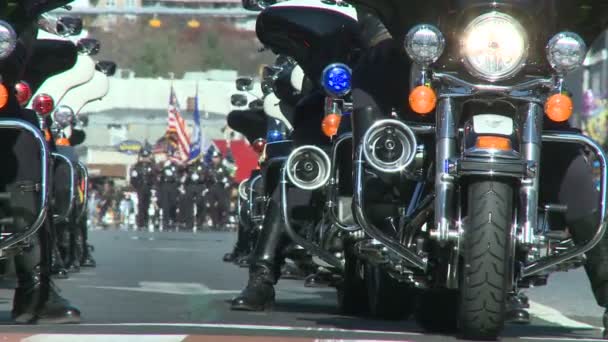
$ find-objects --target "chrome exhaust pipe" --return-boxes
[354,145,427,271]
[285,145,331,190]
[362,119,418,173]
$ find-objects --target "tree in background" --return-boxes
[86,15,274,78]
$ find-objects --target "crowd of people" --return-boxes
[87,147,238,231]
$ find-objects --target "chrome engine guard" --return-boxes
[279,167,344,271]
[327,133,359,232]
[52,152,75,224]
[0,119,50,250]
[353,145,428,271]
[520,132,608,278]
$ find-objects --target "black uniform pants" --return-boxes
[206,183,229,228]
[136,187,150,227]
[159,183,179,227]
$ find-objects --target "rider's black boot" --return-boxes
[603,309,608,339]
[51,244,68,279]
[12,232,80,324]
[81,245,96,268]
[230,264,276,311]
[505,292,530,324]
[570,213,608,308]
[223,252,237,262]
[231,199,286,311]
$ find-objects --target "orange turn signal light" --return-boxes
[56,137,70,146]
[322,113,341,137]
[0,83,8,109]
[44,129,51,142]
[476,136,512,151]
[545,93,573,122]
[409,85,437,115]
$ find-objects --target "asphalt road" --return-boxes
[0,229,606,341]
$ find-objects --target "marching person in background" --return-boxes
[182,158,209,232]
[97,180,116,226]
[159,159,180,230]
[130,148,157,230]
[205,150,232,230]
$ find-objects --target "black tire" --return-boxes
[459,180,513,340]
[365,263,416,320]
[337,247,368,315]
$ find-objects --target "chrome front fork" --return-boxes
[519,103,543,246]
[430,98,459,242]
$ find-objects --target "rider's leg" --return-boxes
[231,186,313,311]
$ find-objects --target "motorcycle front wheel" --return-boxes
[459,179,513,340]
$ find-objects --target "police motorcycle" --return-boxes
[224,71,276,264]
[249,0,382,301]
[25,28,105,275]
[0,0,88,324]
[230,54,332,283]
[332,0,608,339]
[53,60,116,269]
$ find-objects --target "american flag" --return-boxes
[167,86,191,163]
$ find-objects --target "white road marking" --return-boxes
[133,247,205,252]
[83,281,241,295]
[71,323,422,336]
[23,335,187,342]
[523,337,606,341]
[529,300,601,330]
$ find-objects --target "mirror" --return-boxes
[96,61,117,77]
[236,77,254,91]
[57,17,83,37]
[77,38,101,56]
[249,99,264,110]
[230,94,248,107]
[242,0,275,11]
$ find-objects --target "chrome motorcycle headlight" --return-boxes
[546,32,586,74]
[0,21,17,60]
[405,24,445,65]
[53,105,75,128]
[462,12,528,82]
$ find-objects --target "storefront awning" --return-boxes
[87,164,127,178]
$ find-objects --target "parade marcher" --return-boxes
[181,158,208,231]
[130,148,157,230]
[97,180,115,226]
[205,150,232,230]
[158,158,180,230]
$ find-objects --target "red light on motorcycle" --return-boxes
[252,138,266,154]
[0,83,8,109]
[322,113,341,137]
[476,136,511,150]
[409,85,436,115]
[32,94,54,116]
[15,81,32,107]
[545,93,573,122]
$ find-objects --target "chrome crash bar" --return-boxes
[0,119,50,250]
[76,161,89,222]
[280,168,344,270]
[354,145,428,271]
[328,133,358,232]
[52,153,75,224]
[520,132,608,278]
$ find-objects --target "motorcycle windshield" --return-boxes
[347,0,608,47]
